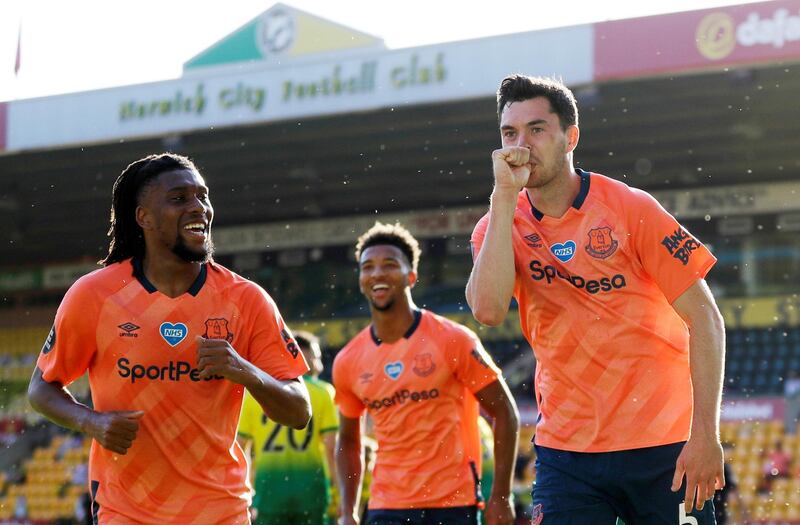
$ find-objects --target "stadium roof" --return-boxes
[1,0,799,270]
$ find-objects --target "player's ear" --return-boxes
[407,270,417,289]
[565,125,580,153]
[136,205,153,231]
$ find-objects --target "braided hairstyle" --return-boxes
[99,153,198,266]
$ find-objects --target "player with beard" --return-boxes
[333,222,520,525]
[28,153,311,523]
[467,75,725,524]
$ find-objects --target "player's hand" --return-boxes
[84,410,144,455]
[671,435,725,512]
[492,146,531,192]
[485,493,515,525]
[196,336,253,384]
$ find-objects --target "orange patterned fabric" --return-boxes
[37,259,308,523]
[333,310,499,509]
[471,171,716,453]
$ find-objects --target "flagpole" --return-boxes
[14,22,21,78]
[11,19,22,101]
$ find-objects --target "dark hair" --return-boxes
[99,153,198,266]
[294,330,320,352]
[355,222,421,272]
[496,75,578,130]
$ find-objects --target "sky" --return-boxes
[0,0,768,102]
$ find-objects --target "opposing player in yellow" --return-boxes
[239,331,339,525]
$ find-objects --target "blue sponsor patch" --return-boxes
[384,361,404,380]
[550,240,576,263]
[160,322,188,347]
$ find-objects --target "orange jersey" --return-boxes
[333,309,500,509]
[36,258,308,524]
[471,170,716,453]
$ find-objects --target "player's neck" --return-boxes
[526,166,581,218]
[141,253,202,298]
[370,299,417,344]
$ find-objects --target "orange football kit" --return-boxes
[333,309,500,510]
[471,170,716,453]
[37,258,308,524]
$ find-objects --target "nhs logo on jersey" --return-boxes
[160,322,188,347]
[550,240,576,263]
[384,361,404,380]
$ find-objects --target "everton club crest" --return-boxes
[585,227,618,259]
[203,318,234,343]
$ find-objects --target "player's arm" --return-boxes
[196,336,311,429]
[336,414,363,525]
[236,434,256,485]
[466,147,530,326]
[475,378,520,525]
[28,367,144,455]
[322,430,341,514]
[669,279,726,512]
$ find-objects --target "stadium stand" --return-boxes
[2,1,800,520]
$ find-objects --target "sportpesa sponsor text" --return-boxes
[363,388,440,411]
[529,260,627,294]
[117,358,224,383]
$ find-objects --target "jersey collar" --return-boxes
[370,309,423,346]
[131,257,207,297]
[526,168,591,221]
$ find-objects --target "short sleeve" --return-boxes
[241,284,309,380]
[37,280,99,386]
[237,391,261,439]
[470,214,490,262]
[332,352,365,419]
[629,189,717,304]
[447,326,501,394]
[317,382,340,434]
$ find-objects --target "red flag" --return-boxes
[14,24,21,76]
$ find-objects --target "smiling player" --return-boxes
[28,152,310,523]
[334,222,519,525]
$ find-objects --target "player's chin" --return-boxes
[523,171,535,188]
[370,298,395,312]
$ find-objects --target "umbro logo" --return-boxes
[525,233,543,248]
[118,322,140,338]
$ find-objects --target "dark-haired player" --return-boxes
[467,75,725,524]
[28,152,310,523]
[334,222,520,525]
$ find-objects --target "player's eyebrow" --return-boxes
[500,119,549,131]
[360,256,401,266]
[166,184,209,193]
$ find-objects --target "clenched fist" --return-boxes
[196,336,253,384]
[85,410,144,455]
[492,146,531,192]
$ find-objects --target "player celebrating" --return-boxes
[28,153,311,523]
[238,331,340,525]
[334,222,519,525]
[467,75,726,524]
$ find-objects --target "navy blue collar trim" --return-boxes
[527,169,592,221]
[370,309,423,346]
[132,258,207,297]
